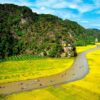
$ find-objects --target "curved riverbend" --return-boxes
[0,46,100,95]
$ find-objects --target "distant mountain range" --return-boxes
[0,4,100,58]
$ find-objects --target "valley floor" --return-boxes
[0,45,95,84]
[0,57,74,84]
[0,45,100,100]
[0,46,91,95]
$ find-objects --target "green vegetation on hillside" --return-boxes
[86,29,100,42]
[0,4,100,59]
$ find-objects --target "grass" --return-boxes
[0,55,74,83]
[0,55,46,62]
[5,45,100,100]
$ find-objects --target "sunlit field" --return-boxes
[76,45,96,53]
[0,56,74,83]
[0,44,95,84]
[96,42,100,45]
[4,46,100,100]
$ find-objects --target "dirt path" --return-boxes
[0,46,100,95]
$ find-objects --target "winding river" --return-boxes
[0,46,99,95]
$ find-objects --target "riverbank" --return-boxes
[0,46,98,95]
[4,45,100,100]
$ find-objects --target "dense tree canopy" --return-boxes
[0,4,100,59]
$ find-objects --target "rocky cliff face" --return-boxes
[0,4,99,59]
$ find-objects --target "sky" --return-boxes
[0,0,100,29]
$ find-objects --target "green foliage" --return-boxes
[48,44,63,57]
[0,54,46,62]
[0,95,6,100]
[15,28,25,36]
[0,4,100,59]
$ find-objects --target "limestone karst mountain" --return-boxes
[0,4,100,59]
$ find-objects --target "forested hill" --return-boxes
[86,29,100,41]
[0,4,100,59]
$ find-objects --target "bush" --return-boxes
[48,44,63,57]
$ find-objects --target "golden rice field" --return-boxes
[0,57,74,83]
[76,45,96,53]
[0,45,95,84]
[4,46,100,100]
[96,42,100,45]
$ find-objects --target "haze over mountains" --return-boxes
[0,4,100,59]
